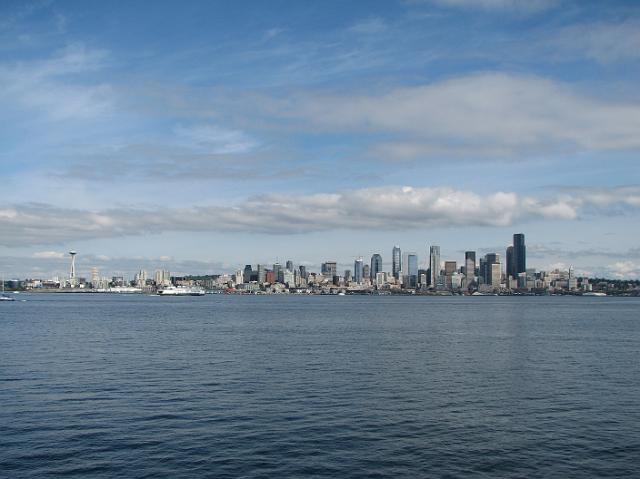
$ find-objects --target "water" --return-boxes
[1,294,639,478]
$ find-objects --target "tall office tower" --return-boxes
[404,252,418,287]
[354,257,364,284]
[257,264,266,284]
[344,270,352,283]
[286,260,294,272]
[513,233,526,276]
[392,246,402,279]
[243,264,253,283]
[483,253,501,287]
[272,263,282,283]
[298,265,307,280]
[491,263,502,288]
[370,254,382,281]
[363,264,370,282]
[321,261,337,278]
[465,251,476,286]
[429,246,441,288]
[506,246,515,279]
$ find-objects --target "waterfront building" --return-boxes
[363,264,370,283]
[257,264,266,284]
[344,270,352,283]
[429,246,441,288]
[370,254,382,281]
[392,246,402,279]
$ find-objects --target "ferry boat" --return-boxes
[157,285,205,296]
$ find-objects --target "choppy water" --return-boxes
[1,294,639,478]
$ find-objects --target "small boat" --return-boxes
[1,276,16,301]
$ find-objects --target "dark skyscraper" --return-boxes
[506,245,514,279]
[370,254,382,281]
[513,233,526,275]
[392,246,401,279]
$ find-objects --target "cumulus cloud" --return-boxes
[1,185,638,246]
[606,261,640,279]
[264,73,640,159]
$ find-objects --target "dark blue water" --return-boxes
[1,294,639,478]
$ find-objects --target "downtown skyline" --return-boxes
[1,0,640,279]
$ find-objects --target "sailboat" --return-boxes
[1,276,16,301]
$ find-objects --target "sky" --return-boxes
[1,0,639,280]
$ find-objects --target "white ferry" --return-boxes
[157,286,205,296]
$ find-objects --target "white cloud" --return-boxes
[606,261,640,279]
[173,124,258,154]
[2,185,638,246]
[32,251,65,259]
[551,20,640,63]
[349,18,388,34]
[0,43,113,121]
[265,73,640,158]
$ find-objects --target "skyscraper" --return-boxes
[465,251,476,287]
[429,246,441,288]
[354,257,364,284]
[392,246,402,279]
[513,233,526,276]
[286,260,294,272]
[370,254,382,281]
[506,246,515,279]
[404,252,418,287]
[482,253,501,287]
[321,261,337,278]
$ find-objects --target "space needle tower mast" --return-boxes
[69,251,77,284]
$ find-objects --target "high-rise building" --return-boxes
[243,265,253,283]
[257,264,266,284]
[298,265,307,280]
[321,262,337,278]
[363,264,370,282]
[370,254,382,281]
[482,253,501,288]
[429,246,441,288]
[344,269,352,283]
[513,233,526,276]
[354,258,364,284]
[506,245,515,280]
[402,252,418,287]
[273,263,282,283]
[286,260,294,272]
[465,251,476,287]
[392,246,402,279]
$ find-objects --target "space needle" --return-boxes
[69,251,77,286]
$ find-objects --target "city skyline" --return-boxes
[1,1,639,279]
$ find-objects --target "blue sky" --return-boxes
[1,0,639,279]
